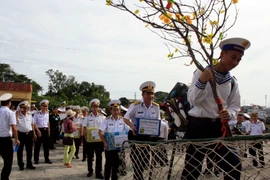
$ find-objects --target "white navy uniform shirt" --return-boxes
[74,114,84,126]
[0,106,16,137]
[58,107,66,112]
[242,120,250,132]
[34,110,49,128]
[159,120,169,140]
[83,112,104,127]
[248,120,266,135]
[124,100,160,125]
[188,69,240,119]
[17,112,34,132]
[99,115,130,132]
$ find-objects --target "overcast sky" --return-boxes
[0,0,269,106]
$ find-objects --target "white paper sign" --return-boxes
[136,118,161,136]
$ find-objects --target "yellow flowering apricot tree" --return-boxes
[107,0,239,137]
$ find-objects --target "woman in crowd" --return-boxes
[63,110,77,168]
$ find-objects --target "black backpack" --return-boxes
[161,82,190,131]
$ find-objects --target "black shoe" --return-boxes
[76,155,79,159]
[53,146,56,149]
[45,160,52,164]
[87,172,93,177]
[96,174,104,179]
[26,166,36,170]
[19,167,24,171]
[34,161,39,165]
[82,158,86,162]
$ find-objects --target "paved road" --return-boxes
[0,140,103,180]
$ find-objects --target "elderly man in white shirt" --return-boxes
[248,111,266,168]
[16,101,36,170]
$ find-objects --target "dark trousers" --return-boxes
[74,137,81,156]
[17,131,33,167]
[105,150,120,180]
[249,142,265,166]
[181,116,242,180]
[34,128,50,162]
[0,137,13,180]
[128,130,150,180]
[49,128,56,148]
[83,137,87,159]
[87,142,104,175]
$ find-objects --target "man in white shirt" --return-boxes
[33,99,52,164]
[99,100,129,180]
[0,93,19,180]
[123,81,160,180]
[16,101,36,170]
[83,99,105,179]
[248,111,266,167]
[182,37,251,180]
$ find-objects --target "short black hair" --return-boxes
[1,99,11,106]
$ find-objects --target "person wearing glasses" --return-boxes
[16,101,36,170]
[248,111,266,168]
[83,99,105,179]
[33,99,52,164]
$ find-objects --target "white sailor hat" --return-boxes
[18,100,29,108]
[120,105,128,112]
[219,37,251,55]
[31,104,36,107]
[108,100,121,107]
[74,105,81,110]
[39,99,49,106]
[99,108,107,115]
[0,93,12,101]
[61,101,66,105]
[89,99,100,106]
[243,113,250,119]
[139,81,156,92]
[81,106,89,112]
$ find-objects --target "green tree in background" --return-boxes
[0,63,43,97]
[45,69,110,108]
[154,91,169,105]
[119,97,130,107]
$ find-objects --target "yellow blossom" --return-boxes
[209,20,218,26]
[202,34,214,44]
[199,7,205,15]
[135,9,139,14]
[159,14,165,21]
[184,15,192,25]
[106,0,112,5]
[163,17,171,24]
[220,9,225,13]
[167,13,173,18]
[232,0,238,4]
[145,24,149,28]
[213,58,219,65]
[175,48,179,53]
[139,0,143,2]
[167,53,174,58]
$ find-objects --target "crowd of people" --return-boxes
[0,37,268,180]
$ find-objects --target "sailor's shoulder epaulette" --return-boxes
[152,102,159,107]
[133,101,141,106]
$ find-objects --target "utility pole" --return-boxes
[265,95,267,108]
[134,92,136,100]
